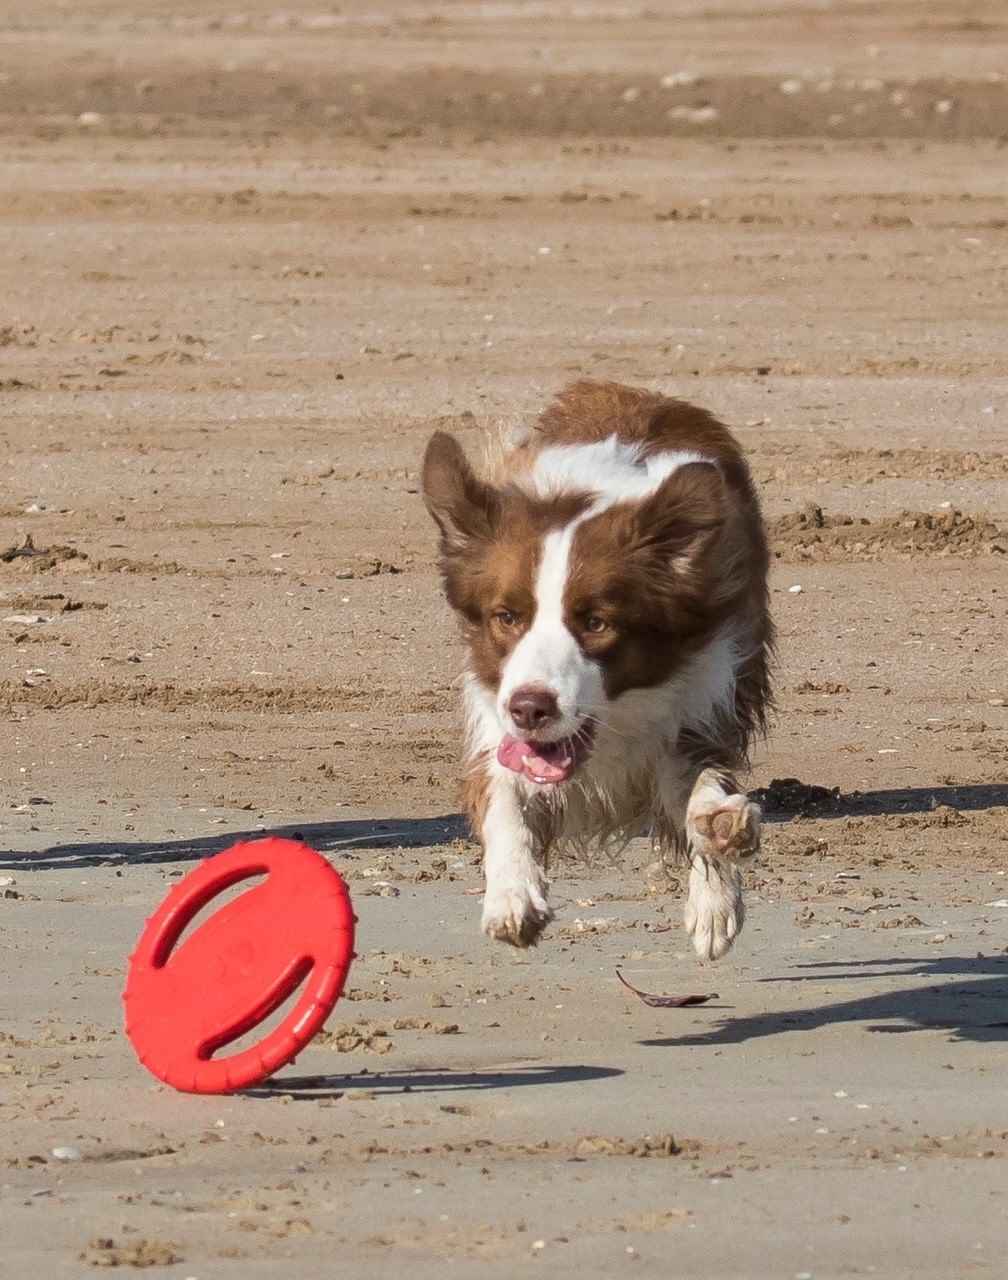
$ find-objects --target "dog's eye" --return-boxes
[584,615,608,634]
[493,608,520,628]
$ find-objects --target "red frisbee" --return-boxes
[123,837,356,1094]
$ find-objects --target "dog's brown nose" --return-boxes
[508,685,559,732]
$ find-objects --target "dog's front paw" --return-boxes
[684,858,744,962]
[482,877,553,948]
[688,789,761,861]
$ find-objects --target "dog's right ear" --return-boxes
[421,432,500,552]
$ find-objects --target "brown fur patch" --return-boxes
[507,379,753,491]
[562,495,725,700]
[460,751,492,840]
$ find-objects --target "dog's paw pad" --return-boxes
[690,795,761,860]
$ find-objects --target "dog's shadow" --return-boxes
[640,953,1008,1049]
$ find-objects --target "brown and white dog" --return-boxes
[421,380,773,961]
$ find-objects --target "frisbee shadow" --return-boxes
[241,1063,624,1101]
[639,954,1008,1049]
[0,813,469,871]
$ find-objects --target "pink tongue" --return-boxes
[497,734,574,784]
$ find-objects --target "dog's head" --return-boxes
[421,431,732,786]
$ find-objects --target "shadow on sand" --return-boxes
[4,781,1005,871]
[640,953,1008,1049]
[0,813,468,871]
[242,1063,624,1102]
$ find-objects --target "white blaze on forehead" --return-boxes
[533,523,577,631]
[498,516,603,739]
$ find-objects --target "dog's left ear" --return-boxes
[421,432,500,553]
[631,461,725,569]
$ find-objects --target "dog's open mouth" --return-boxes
[496,723,595,786]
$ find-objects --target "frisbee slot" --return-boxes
[152,867,269,968]
[197,956,314,1061]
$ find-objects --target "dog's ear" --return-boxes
[631,461,725,571]
[421,432,500,552]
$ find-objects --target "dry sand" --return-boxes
[2,2,1007,1276]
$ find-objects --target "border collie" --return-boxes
[421,380,773,961]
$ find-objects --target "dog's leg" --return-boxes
[482,779,552,946]
[465,760,552,947]
[683,767,761,961]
